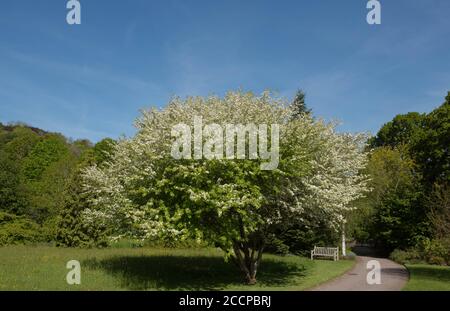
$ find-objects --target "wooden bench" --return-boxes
[310,246,339,261]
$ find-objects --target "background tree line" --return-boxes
[0,122,114,246]
[0,91,448,267]
[349,92,450,265]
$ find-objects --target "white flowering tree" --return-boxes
[82,91,369,284]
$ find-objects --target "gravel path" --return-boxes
[311,251,409,291]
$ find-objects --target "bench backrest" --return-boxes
[314,246,338,255]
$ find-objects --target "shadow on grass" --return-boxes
[408,265,450,282]
[83,255,305,290]
[380,267,409,279]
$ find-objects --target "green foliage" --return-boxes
[108,237,210,249]
[55,169,108,248]
[356,93,450,252]
[411,93,450,185]
[428,183,450,238]
[390,248,423,265]
[0,212,42,246]
[390,238,450,266]
[16,133,74,222]
[21,134,69,181]
[2,126,41,161]
[368,112,425,148]
[0,126,41,215]
[368,92,449,185]
[265,235,290,255]
[351,147,427,250]
[418,238,450,265]
[93,138,115,165]
[22,153,78,222]
[0,123,98,246]
[375,179,426,248]
[0,151,22,214]
[55,138,116,248]
[266,220,339,256]
[290,89,311,118]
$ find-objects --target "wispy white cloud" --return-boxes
[5,49,162,94]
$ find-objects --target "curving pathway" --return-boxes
[311,248,409,291]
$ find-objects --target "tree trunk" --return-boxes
[232,242,264,285]
[341,223,347,257]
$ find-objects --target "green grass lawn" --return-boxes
[0,246,354,291]
[403,264,450,291]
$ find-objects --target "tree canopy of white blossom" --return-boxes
[82,91,369,283]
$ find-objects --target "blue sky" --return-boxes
[1,0,449,142]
